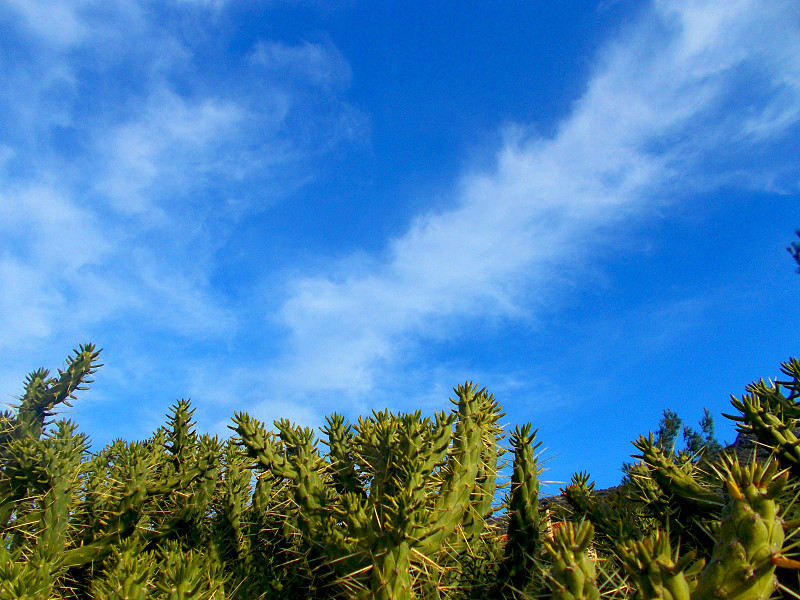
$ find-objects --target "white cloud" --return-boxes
[1,0,91,47]
[0,0,365,359]
[0,184,112,344]
[249,40,353,91]
[94,90,247,218]
[270,0,800,401]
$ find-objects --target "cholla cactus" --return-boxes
[727,359,800,475]
[692,456,789,600]
[563,472,643,552]
[493,424,543,599]
[617,530,704,600]
[231,382,504,600]
[7,345,800,600]
[544,521,599,600]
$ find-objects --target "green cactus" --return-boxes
[692,455,789,600]
[321,414,365,497]
[14,344,102,440]
[0,543,55,600]
[154,542,227,600]
[632,434,722,515]
[0,344,101,527]
[726,359,800,475]
[91,542,156,600]
[617,530,704,600]
[563,472,643,552]
[7,344,800,600]
[231,381,503,600]
[493,424,543,599]
[544,521,599,600]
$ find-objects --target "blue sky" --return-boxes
[1,0,798,491]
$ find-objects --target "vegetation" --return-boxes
[1,346,800,600]
[0,233,797,599]
[789,230,800,273]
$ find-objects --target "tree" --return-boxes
[789,230,800,273]
[654,409,682,452]
[683,408,722,456]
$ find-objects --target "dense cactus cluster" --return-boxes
[2,344,800,599]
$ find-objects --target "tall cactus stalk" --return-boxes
[493,424,543,599]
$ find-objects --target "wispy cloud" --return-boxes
[266,0,800,407]
[0,0,798,453]
[0,0,367,416]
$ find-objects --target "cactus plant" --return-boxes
[544,521,600,600]
[691,455,789,600]
[617,530,704,600]
[231,381,503,600]
[493,424,543,599]
[5,344,800,600]
[726,359,800,475]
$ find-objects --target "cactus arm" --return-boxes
[230,412,297,479]
[0,543,56,600]
[371,541,413,600]
[419,411,457,476]
[725,359,800,475]
[145,443,217,495]
[728,392,800,475]
[164,399,197,471]
[562,471,636,550]
[632,434,722,513]
[214,439,253,561]
[618,530,704,600]
[563,472,596,518]
[16,344,102,440]
[416,383,494,554]
[461,401,504,548]
[692,456,788,600]
[91,543,156,600]
[322,414,365,497]
[544,521,599,600]
[35,422,86,567]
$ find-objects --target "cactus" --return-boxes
[726,359,800,475]
[231,381,503,600]
[617,530,704,600]
[630,435,723,557]
[544,521,599,600]
[6,344,800,600]
[691,455,789,600]
[563,472,644,552]
[493,424,543,599]
[154,542,227,600]
[631,435,722,515]
[91,542,156,600]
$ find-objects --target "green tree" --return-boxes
[655,409,682,452]
[789,230,800,273]
[683,409,722,456]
